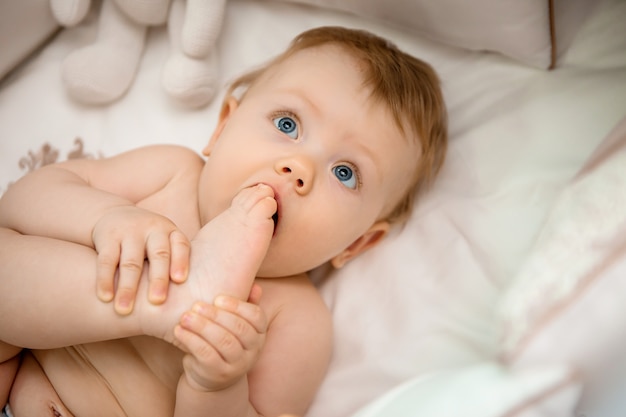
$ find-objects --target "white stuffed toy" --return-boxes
[50,0,226,108]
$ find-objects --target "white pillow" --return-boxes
[351,363,581,417]
[284,0,596,69]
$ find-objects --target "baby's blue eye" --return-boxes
[273,116,298,139]
[333,165,357,189]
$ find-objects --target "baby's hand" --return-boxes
[92,205,191,315]
[173,286,268,392]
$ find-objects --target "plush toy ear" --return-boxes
[203,96,239,156]
[331,221,390,268]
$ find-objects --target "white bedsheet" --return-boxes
[1,0,625,415]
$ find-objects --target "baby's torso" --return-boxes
[30,337,182,417]
[15,275,315,417]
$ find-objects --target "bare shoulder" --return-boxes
[129,145,205,178]
[257,274,331,327]
[55,144,204,183]
[55,144,204,201]
[59,144,202,169]
[106,145,203,169]
[256,274,332,344]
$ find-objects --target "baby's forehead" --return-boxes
[248,44,419,148]
[259,44,366,84]
[281,45,417,142]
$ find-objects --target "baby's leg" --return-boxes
[189,184,276,300]
[0,185,276,347]
[0,342,21,407]
[142,184,276,342]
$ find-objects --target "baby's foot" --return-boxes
[147,184,276,342]
[187,183,277,301]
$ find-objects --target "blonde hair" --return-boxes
[223,26,448,223]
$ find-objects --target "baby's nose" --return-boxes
[275,157,315,195]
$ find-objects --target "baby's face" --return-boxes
[199,45,418,277]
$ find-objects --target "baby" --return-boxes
[0,26,447,417]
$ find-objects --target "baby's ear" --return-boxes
[331,221,390,268]
[203,96,239,156]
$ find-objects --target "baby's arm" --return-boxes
[173,288,268,417]
[173,278,333,417]
[246,280,333,416]
[0,145,199,243]
[0,145,198,312]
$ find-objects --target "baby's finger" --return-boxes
[174,324,223,369]
[179,311,245,364]
[146,231,172,305]
[95,244,121,303]
[114,241,145,315]
[169,230,190,284]
[215,295,268,334]
[188,302,266,355]
[174,324,197,354]
[174,325,233,392]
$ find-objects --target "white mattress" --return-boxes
[1,0,625,416]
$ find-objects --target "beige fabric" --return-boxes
[286,0,596,68]
[0,0,59,80]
